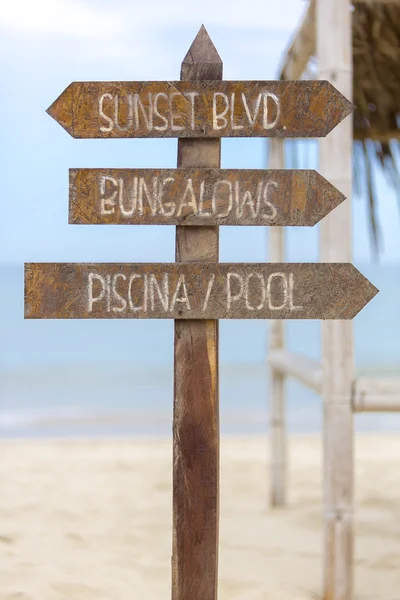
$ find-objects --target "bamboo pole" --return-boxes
[269,349,323,394]
[353,377,400,412]
[280,0,316,80]
[316,1,354,599]
[172,26,222,600]
[268,138,287,507]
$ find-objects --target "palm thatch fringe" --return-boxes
[284,3,399,256]
[352,3,400,254]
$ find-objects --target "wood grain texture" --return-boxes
[47,80,354,139]
[24,262,378,321]
[172,25,220,600]
[69,168,345,226]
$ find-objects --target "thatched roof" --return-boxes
[280,1,400,254]
[353,3,399,142]
[353,2,400,252]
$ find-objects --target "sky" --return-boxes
[0,0,399,266]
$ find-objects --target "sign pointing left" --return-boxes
[46,80,354,139]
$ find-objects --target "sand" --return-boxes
[0,434,399,600]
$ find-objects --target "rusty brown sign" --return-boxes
[25,263,378,321]
[47,81,354,139]
[69,168,345,226]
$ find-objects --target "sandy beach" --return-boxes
[1,434,399,599]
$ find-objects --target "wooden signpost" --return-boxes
[25,25,378,600]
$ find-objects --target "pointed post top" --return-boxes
[181,25,223,81]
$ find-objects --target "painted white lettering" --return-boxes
[245,273,265,311]
[88,273,106,312]
[242,92,262,127]
[184,92,199,130]
[128,274,146,312]
[226,272,244,310]
[119,177,138,217]
[213,93,229,130]
[258,182,278,221]
[153,93,169,131]
[198,181,211,217]
[158,177,176,217]
[288,273,303,310]
[177,179,198,216]
[262,93,280,130]
[212,180,233,218]
[149,273,169,312]
[100,176,118,215]
[99,93,114,132]
[169,93,184,131]
[112,274,127,313]
[202,274,215,312]
[230,93,243,130]
[139,177,158,215]
[266,272,288,310]
[235,182,258,219]
[241,191,257,218]
[114,95,133,131]
[133,94,153,131]
[106,275,111,312]
[170,275,191,311]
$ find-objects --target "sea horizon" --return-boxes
[2,262,400,438]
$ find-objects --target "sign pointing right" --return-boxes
[69,168,346,227]
[25,262,378,321]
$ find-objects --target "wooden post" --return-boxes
[268,138,287,507]
[317,1,354,599]
[172,26,222,600]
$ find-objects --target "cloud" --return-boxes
[0,0,127,36]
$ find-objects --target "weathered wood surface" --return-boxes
[353,377,400,412]
[268,137,287,508]
[24,262,378,321]
[269,349,323,394]
[318,0,355,598]
[172,25,220,600]
[47,80,354,139]
[69,168,345,226]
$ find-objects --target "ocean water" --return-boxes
[1,263,400,437]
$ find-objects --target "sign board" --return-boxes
[69,168,345,226]
[47,80,354,139]
[25,263,378,321]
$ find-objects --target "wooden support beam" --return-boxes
[353,378,400,412]
[269,350,323,394]
[317,0,355,599]
[279,0,315,80]
[268,138,287,507]
[172,25,221,600]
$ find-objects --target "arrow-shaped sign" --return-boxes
[69,168,345,227]
[25,263,378,320]
[47,80,354,139]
